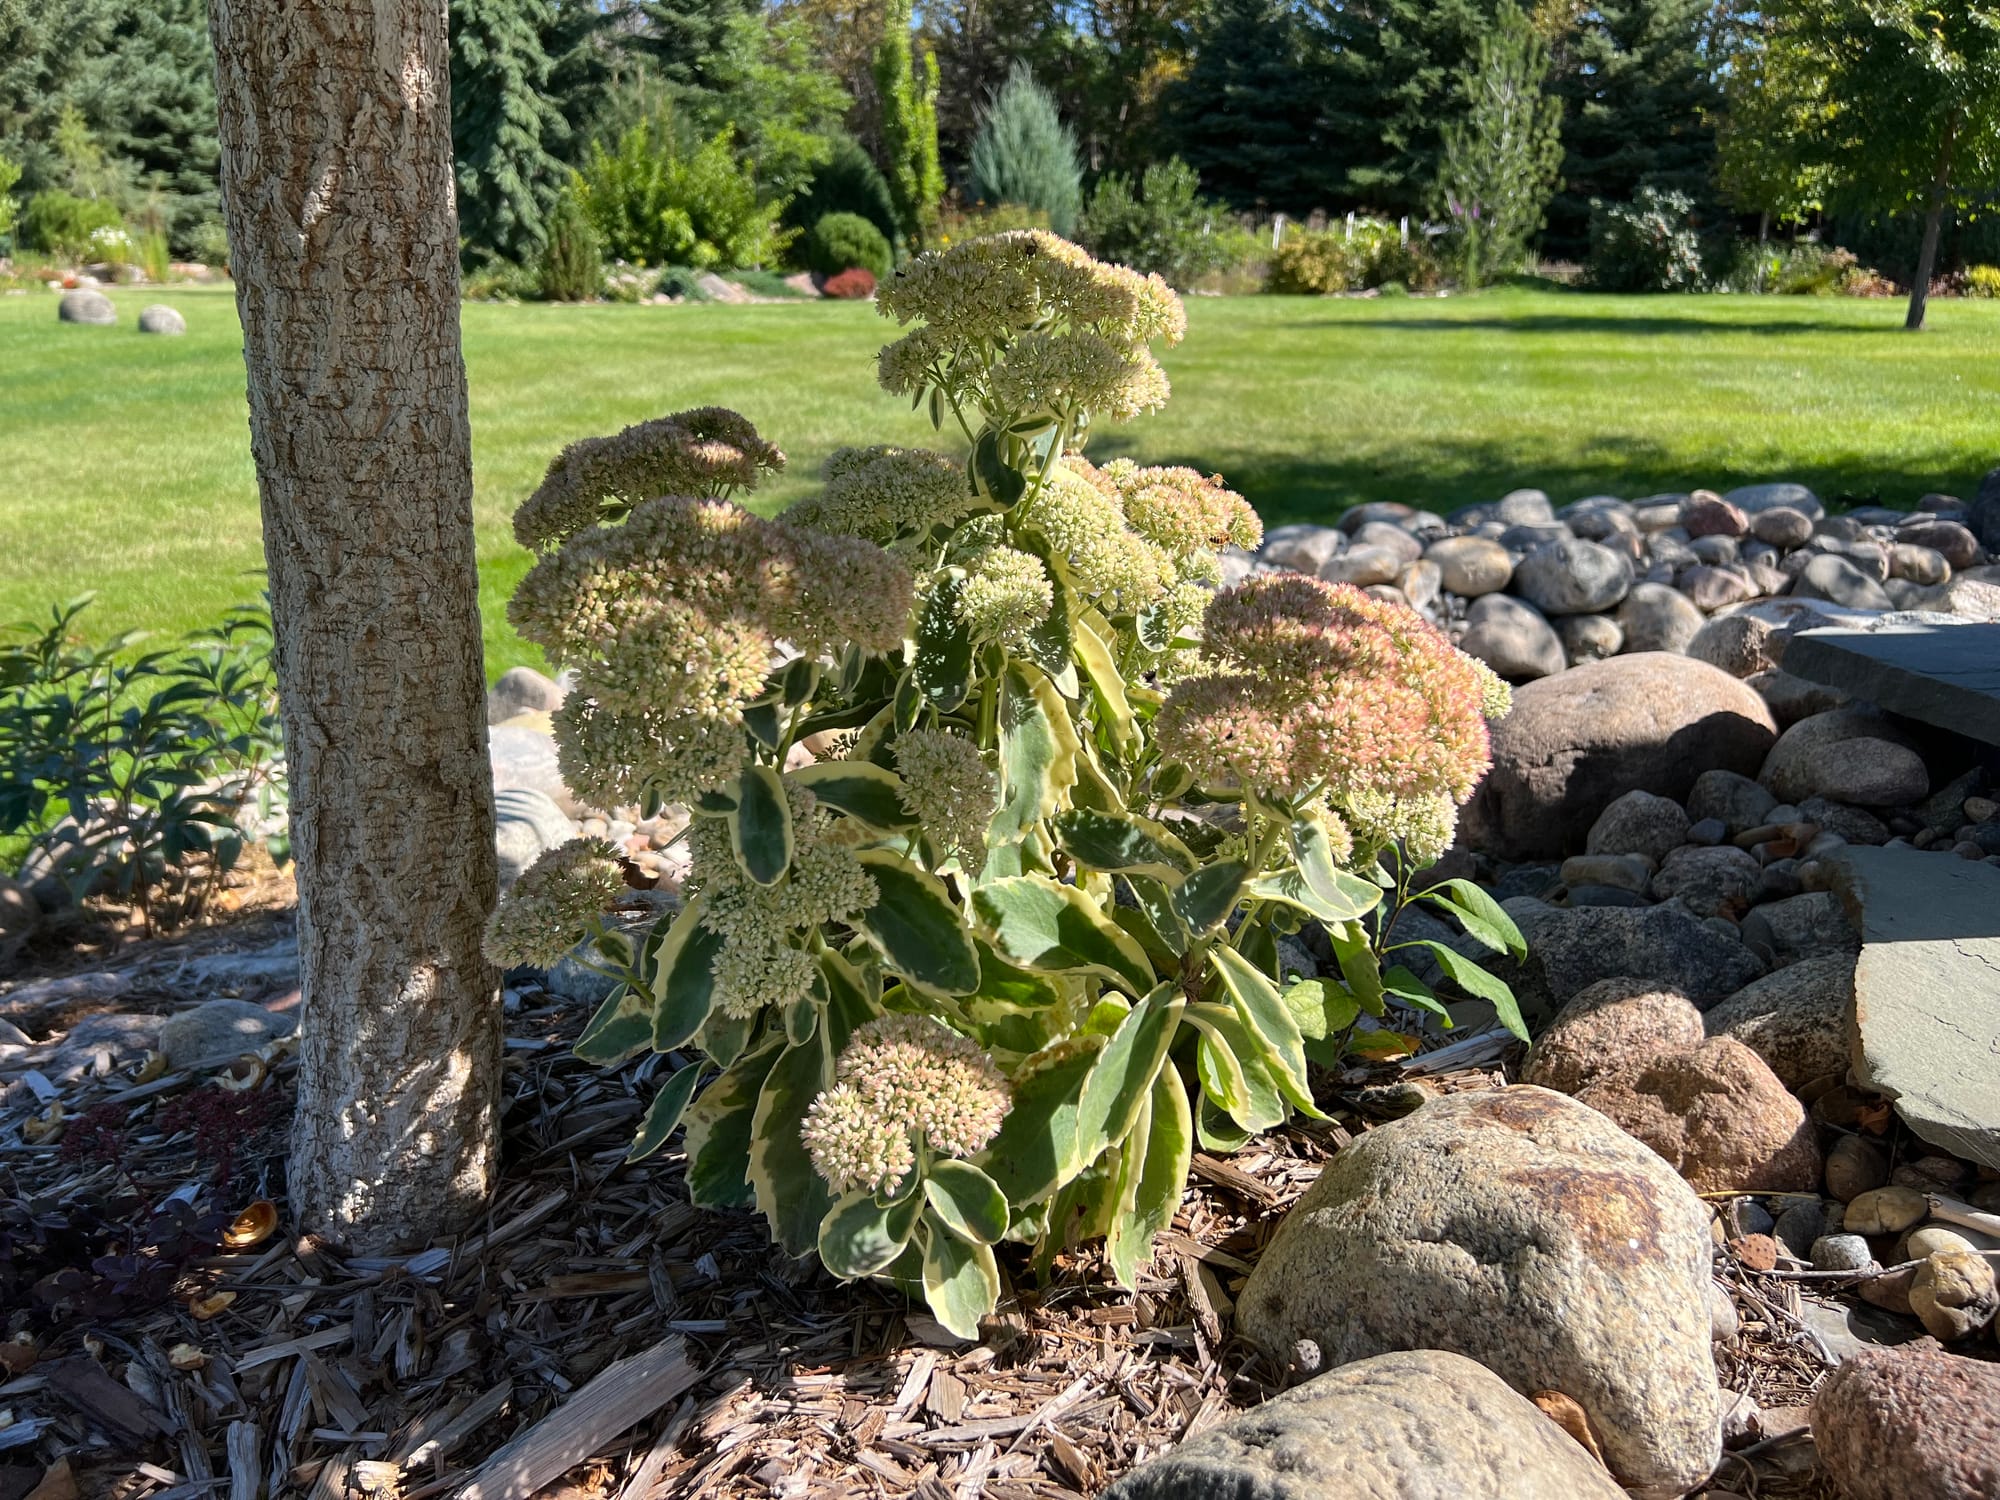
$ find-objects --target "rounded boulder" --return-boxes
[1523,978,1706,1095]
[1513,535,1634,615]
[1813,1342,2000,1500]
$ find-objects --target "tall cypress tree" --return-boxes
[876,0,944,246]
[451,0,570,265]
[1161,0,1330,213]
[1544,0,1719,258]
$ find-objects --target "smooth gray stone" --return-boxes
[1726,482,1825,521]
[1781,623,2000,747]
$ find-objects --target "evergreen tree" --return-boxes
[969,63,1082,235]
[922,0,1095,177]
[450,0,569,265]
[1431,4,1563,287]
[1544,0,1719,258]
[710,7,851,206]
[78,0,218,248]
[876,0,945,246]
[1160,0,1330,213]
[0,0,118,196]
[625,0,760,97]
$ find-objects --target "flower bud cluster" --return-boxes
[957,545,1054,644]
[688,785,878,1018]
[894,728,998,864]
[790,445,976,547]
[484,838,626,969]
[1157,577,1508,835]
[801,1014,1011,1196]
[514,407,785,551]
[1015,461,1173,615]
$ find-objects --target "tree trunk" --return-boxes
[209,0,502,1252]
[1906,116,1957,332]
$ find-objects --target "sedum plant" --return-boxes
[491,231,1521,1338]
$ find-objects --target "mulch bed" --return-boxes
[2,911,1851,1500]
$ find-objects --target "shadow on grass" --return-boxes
[1281,313,1900,339]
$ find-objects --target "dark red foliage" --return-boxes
[823,267,876,300]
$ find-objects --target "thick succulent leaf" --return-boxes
[698,1008,757,1068]
[649,898,727,1052]
[924,1159,1011,1246]
[1195,1089,1254,1153]
[1073,610,1136,754]
[1291,814,1383,920]
[1124,873,1190,957]
[921,1217,1002,1340]
[730,764,793,886]
[1183,1003,1287,1133]
[683,1041,783,1210]
[574,982,655,1067]
[748,1032,836,1256]
[914,575,975,713]
[1076,982,1183,1163]
[818,948,883,1048]
[626,1063,704,1163]
[1106,1064,1194,1289]
[1020,566,1077,692]
[1211,945,1323,1118]
[788,760,918,831]
[1423,878,1529,959]
[989,662,1079,847]
[1327,919,1387,1018]
[1051,808,1193,879]
[1173,859,1249,936]
[978,1039,1100,1205]
[971,428,1027,507]
[972,875,1156,995]
[851,850,981,995]
[819,1189,924,1278]
[1412,941,1528,1041]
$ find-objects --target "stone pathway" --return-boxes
[1784,622,2000,745]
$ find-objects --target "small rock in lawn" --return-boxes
[1522,978,1705,1094]
[1813,1340,2000,1500]
[1586,789,1692,864]
[158,998,295,1072]
[1811,1233,1878,1272]
[58,288,116,324]
[137,303,186,335]
[1909,1251,1998,1341]
[1822,1134,1889,1203]
[1845,1186,1928,1237]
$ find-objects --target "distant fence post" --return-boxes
[1399,216,1409,246]
[1345,211,1354,241]
[1272,213,1286,249]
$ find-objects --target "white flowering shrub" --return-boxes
[491,231,1523,1337]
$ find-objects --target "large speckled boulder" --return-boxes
[1508,897,1766,1009]
[1462,653,1778,859]
[1813,1341,2000,1500]
[1099,1350,1629,1500]
[1573,1035,1821,1193]
[1703,952,1855,1090]
[1238,1088,1721,1498]
[1759,707,1930,808]
[1523,979,1705,1094]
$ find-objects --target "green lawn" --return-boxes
[4,283,1997,677]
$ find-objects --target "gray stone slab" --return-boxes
[1783,624,2000,745]
[1827,844,2000,1170]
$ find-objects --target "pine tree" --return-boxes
[0,0,119,196]
[451,0,570,265]
[969,63,1082,235]
[626,0,760,98]
[875,0,944,247]
[1431,5,1564,287]
[78,0,218,247]
[1160,0,1331,213]
[1543,0,1719,258]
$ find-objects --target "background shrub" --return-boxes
[1080,157,1231,289]
[1587,187,1705,292]
[807,211,892,278]
[939,201,1051,245]
[1266,218,1440,294]
[786,134,900,251]
[1967,264,2000,298]
[577,116,795,270]
[822,266,876,299]
[20,191,122,260]
[969,64,1082,236]
[536,188,602,301]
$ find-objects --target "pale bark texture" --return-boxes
[209,0,502,1251]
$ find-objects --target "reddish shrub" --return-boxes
[823,267,876,300]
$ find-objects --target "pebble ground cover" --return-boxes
[5,283,1999,675]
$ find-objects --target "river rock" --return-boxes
[58,289,116,325]
[1759,708,1929,807]
[1823,1135,1888,1202]
[1238,1088,1721,1497]
[1889,543,1950,586]
[1572,1036,1821,1193]
[1559,852,1655,894]
[1522,978,1705,1094]
[158,998,296,1071]
[1793,553,1893,610]
[1321,543,1407,587]
[490,720,578,814]
[1584,789,1691,864]
[1739,890,1858,966]
[1556,613,1623,663]
[1650,844,1761,918]
[1509,897,1765,1008]
[1459,593,1567,681]
[1261,523,1346,573]
[1727,482,1824,521]
[1425,534,1513,596]
[1748,667,1850,727]
[494,786,579,889]
[1750,506,1815,548]
[1339,501,1415,533]
[1702,951,1854,1090]
[1352,520,1423,563]
[1686,769,1778,835]
[1098,1349,1629,1500]
[488,665,566,724]
[1813,1341,2000,1500]
[1615,582,1705,653]
[1846,1186,1928,1236]
[1463,653,1778,859]
[1909,1251,1998,1341]
[1684,495,1748,538]
[1513,536,1634,615]
[1898,518,1980,570]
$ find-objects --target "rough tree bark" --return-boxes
[209,0,502,1251]
[1906,112,1958,333]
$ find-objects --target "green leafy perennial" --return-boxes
[492,231,1521,1337]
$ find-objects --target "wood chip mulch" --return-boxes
[0,918,1845,1500]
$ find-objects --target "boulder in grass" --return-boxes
[137,304,186,335]
[58,289,116,325]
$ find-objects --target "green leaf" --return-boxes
[921,1218,1001,1340]
[972,875,1156,996]
[1125,874,1190,957]
[742,701,782,750]
[914,575,975,714]
[749,1033,836,1256]
[924,1159,1011,1246]
[683,1041,783,1210]
[1414,942,1527,1041]
[1283,977,1361,1042]
[1326,919,1386,1019]
[1050,808,1193,879]
[989,662,1079,847]
[1183,1003,1287,1132]
[852,850,981,995]
[1073,610,1135,754]
[1076,982,1184,1163]
[1019,566,1076,689]
[1173,859,1249,936]
[731,764,793,887]
[1105,1064,1193,1289]
[1424,878,1528,959]
[649,898,727,1052]
[626,1063,704,1163]
[574,982,655,1067]
[979,1041,1099,1204]
[1195,1090,1254,1153]
[1382,963,1452,1024]
[819,948,883,1046]
[972,429,1027,507]
[819,1189,923,1278]
[699,1008,757,1068]
[788,761,917,831]
[1210,945,1322,1118]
